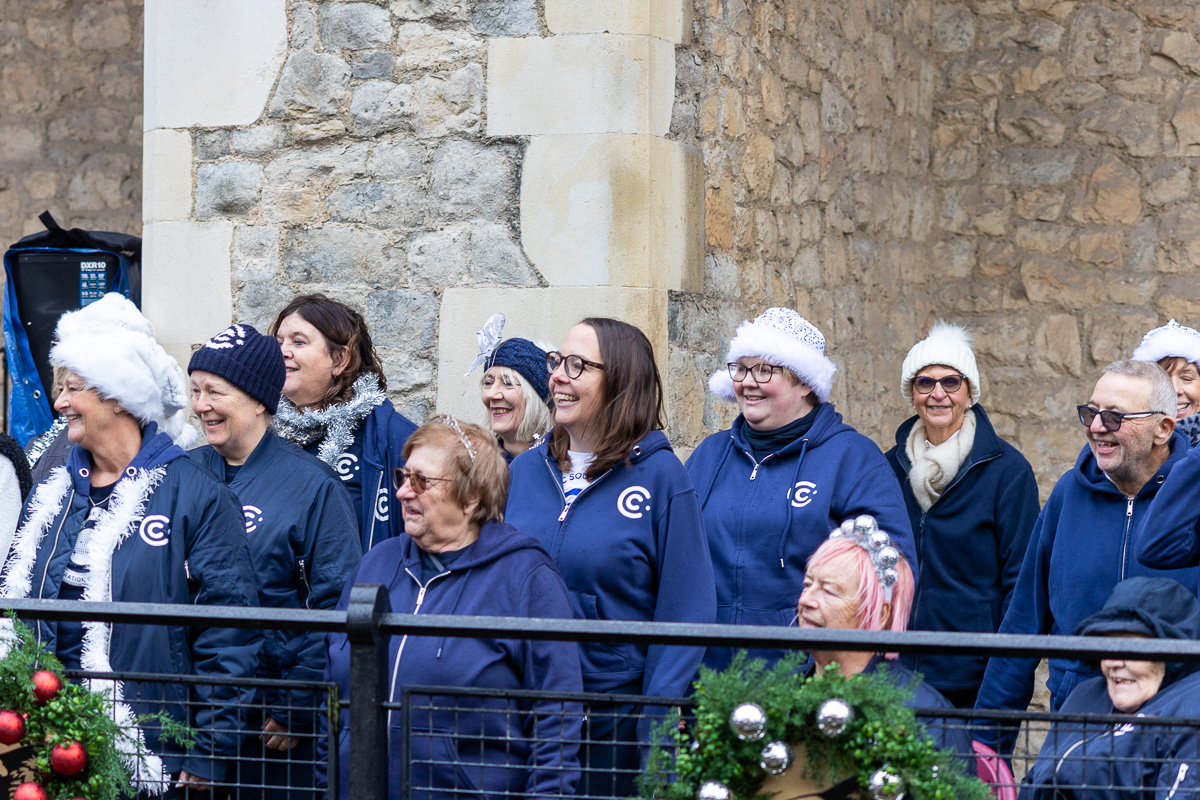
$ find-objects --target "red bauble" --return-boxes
[13,782,48,800]
[31,670,62,704]
[0,708,25,744]
[50,739,88,776]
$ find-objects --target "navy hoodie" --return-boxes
[193,429,361,729]
[685,404,915,671]
[320,521,583,800]
[1136,435,1200,571]
[18,425,261,782]
[974,434,1198,749]
[885,405,1040,694]
[1022,577,1200,800]
[505,430,716,701]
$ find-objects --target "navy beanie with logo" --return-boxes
[188,323,286,413]
[488,338,551,401]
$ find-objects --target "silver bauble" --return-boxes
[839,519,856,536]
[699,781,732,800]
[877,546,900,568]
[882,567,899,586]
[760,741,793,775]
[730,702,767,741]
[868,767,905,800]
[816,698,854,737]
[868,530,891,550]
[854,515,877,535]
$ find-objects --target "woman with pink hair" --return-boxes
[798,516,970,758]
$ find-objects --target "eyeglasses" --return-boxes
[392,467,454,494]
[912,374,966,394]
[1076,405,1166,432]
[727,362,786,383]
[546,351,605,380]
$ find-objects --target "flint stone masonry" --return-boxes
[195,162,263,218]
[320,3,393,50]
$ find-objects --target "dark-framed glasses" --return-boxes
[912,374,966,394]
[546,351,605,380]
[1076,405,1165,432]
[727,362,785,383]
[392,467,454,494]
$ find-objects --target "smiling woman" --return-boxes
[1131,319,1200,445]
[465,313,553,462]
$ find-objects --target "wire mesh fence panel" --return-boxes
[67,669,337,800]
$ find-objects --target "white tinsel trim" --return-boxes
[0,468,72,603]
[273,372,386,465]
[76,466,168,793]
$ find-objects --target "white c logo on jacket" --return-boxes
[617,486,652,519]
[139,515,171,546]
[788,481,817,508]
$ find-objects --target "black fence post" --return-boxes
[347,583,391,800]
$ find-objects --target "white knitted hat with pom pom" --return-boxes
[900,321,981,406]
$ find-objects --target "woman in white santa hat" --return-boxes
[1131,319,1200,445]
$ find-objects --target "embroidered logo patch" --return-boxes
[242,505,264,534]
[788,481,817,508]
[336,453,359,481]
[617,486,651,520]
[374,485,389,522]
[139,515,171,547]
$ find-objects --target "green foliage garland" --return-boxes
[0,614,192,800]
[641,653,994,800]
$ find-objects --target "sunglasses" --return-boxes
[1076,405,1165,432]
[392,467,453,494]
[912,374,966,394]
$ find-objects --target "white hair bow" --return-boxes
[465,312,506,376]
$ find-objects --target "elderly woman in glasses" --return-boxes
[883,322,1039,708]
[1023,577,1200,800]
[321,416,583,800]
[466,313,554,462]
[797,517,971,759]
[685,308,913,673]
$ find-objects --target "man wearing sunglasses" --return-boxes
[974,360,1198,753]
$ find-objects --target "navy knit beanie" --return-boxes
[488,338,551,401]
[188,324,286,413]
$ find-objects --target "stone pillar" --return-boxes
[434,0,704,420]
[141,0,287,367]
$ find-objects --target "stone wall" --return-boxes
[0,0,143,247]
[668,0,940,459]
[925,0,1200,492]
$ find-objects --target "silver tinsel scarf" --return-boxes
[273,372,387,465]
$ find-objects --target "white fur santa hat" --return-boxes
[708,308,837,403]
[900,321,981,406]
[50,293,199,448]
[1131,319,1200,367]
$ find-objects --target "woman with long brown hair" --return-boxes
[270,294,418,551]
[504,317,716,797]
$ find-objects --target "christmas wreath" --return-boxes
[640,653,993,800]
[0,614,191,800]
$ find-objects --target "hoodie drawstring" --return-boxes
[778,439,810,568]
[696,435,737,508]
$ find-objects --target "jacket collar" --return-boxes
[67,423,185,493]
[891,404,1002,473]
[729,402,842,455]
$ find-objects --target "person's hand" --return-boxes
[261,716,299,751]
[176,770,214,791]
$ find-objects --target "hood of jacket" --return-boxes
[1071,428,1188,498]
[1077,575,1200,687]
[394,519,552,574]
[65,423,188,492]
[728,402,853,455]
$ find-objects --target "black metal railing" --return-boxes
[8,589,1200,799]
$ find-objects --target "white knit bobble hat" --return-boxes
[900,321,981,406]
[1131,320,1200,367]
[708,308,837,403]
[50,293,199,448]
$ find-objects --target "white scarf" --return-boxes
[0,465,170,793]
[905,408,977,512]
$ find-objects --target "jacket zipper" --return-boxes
[367,472,384,550]
[1119,496,1135,580]
[35,489,75,650]
[298,558,311,609]
[386,569,450,734]
[545,459,613,524]
[742,451,775,481]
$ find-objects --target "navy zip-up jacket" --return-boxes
[20,425,261,782]
[193,429,361,729]
[685,403,915,671]
[1136,435,1200,571]
[1022,577,1200,800]
[505,430,716,701]
[974,434,1198,749]
[320,521,583,800]
[885,405,1040,694]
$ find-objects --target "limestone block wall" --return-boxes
[0,0,143,247]
[926,0,1200,491]
[668,0,940,456]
